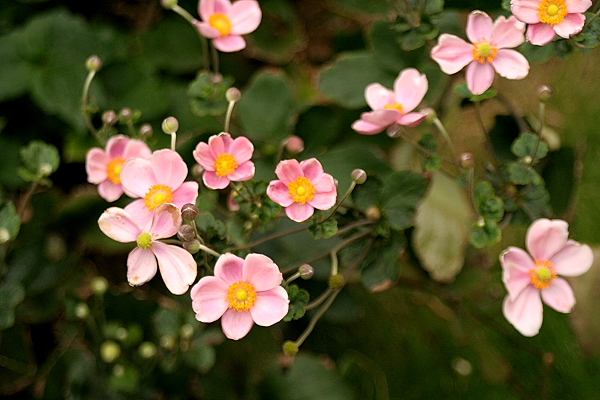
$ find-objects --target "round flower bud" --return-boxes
[74,303,90,319]
[422,107,437,122]
[192,164,205,177]
[119,107,133,120]
[161,116,179,134]
[299,264,314,280]
[91,276,109,295]
[85,55,103,72]
[282,340,299,357]
[139,123,153,138]
[100,340,121,363]
[181,203,199,222]
[183,239,201,254]
[138,341,157,359]
[102,110,118,126]
[365,205,381,221]
[328,274,345,290]
[177,224,195,242]
[226,87,242,102]
[284,136,304,154]
[161,0,178,9]
[459,152,474,169]
[351,169,367,184]
[537,85,553,103]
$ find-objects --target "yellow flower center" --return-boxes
[209,13,232,36]
[107,157,125,184]
[530,259,557,290]
[227,281,257,312]
[472,41,498,64]
[136,232,152,249]
[384,102,404,113]
[144,184,174,211]
[288,176,316,204]
[214,153,238,177]
[539,0,567,25]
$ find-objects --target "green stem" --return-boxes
[318,181,356,224]
[229,182,252,204]
[231,224,308,251]
[224,100,235,133]
[171,4,196,24]
[528,101,546,167]
[432,116,459,169]
[81,70,101,142]
[305,287,333,310]
[474,101,498,167]
[295,289,341,347]
[211,43,220,74]
[170,132,177,151]
[198,243,221,258]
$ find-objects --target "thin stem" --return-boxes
[582,6,600,31]
[198,243,221,258]
[466,167,479,216]
[318,181,356,224]
[432,116,459,170]
[529,101,546,166]
[170,132,177,151]
[211,43,220,74]
[229,182,252,204]
[224,100,235,133]
[17,182,38,219]
[474,101,499,166]
[81,70,101,141]
[305,287,333,310]
[295,289,341,347]
[495,94,529,134]
[201,36,210,72]
[231,224,308,251]
[330,250,338,276]
[284,272,301,286]
[171,4,196,24]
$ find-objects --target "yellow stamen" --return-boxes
[472,41,498,64]
[530,259,557,290]
[214,153,238,177]
[209,13,232,36]
[539,0,567,25]
[227,281,257,312]
[107,157,125,184]
[288,176,316,204]
[144,184,174,211]
[384,102,404,113]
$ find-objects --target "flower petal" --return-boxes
[300,158,324,181]
[120,158,155,198]
[541,278,576,313]
[150,204,181,239]
[554,13,586,38]
[511,0,542,24]
[193,141,216,170]
[492,49,530,80]
[352,119,386,135]
[151,149,187,189]
[527,23,557,46]
[228,160,255,181]
[430,34,474,75]
[491,16,525,48]
[221,309,255,340]
[124,199,153,230]
[466,10,494,43]
[127,247,158,287]
[199,0,230,21]
[466,61,495,95]
[250,286,289,326]
[567,0,592,14]
[364,83,395,111]
[285,202,314,222]
[172,181,199,207]
[191,276,230,323]
[214,253,244,285]
[501,246,535,300]
[229,136,254,163]
[267,180,294,207]
[308,191,336,211]
[397,112,427,127]
[526,219,569,261]
[361,109,401,127]
[153,242,197,295]
[213,35,246,52]
[203,171,230,190]
[275,159,303,184]
[229,0,262,35]
[123,138,152,160]
[551,240,594,276]
[394,68,428,112]
[242,253,283,291]
[503,285,543,337]
[98,180,124,202]
[98,207,141,243]
[86,148,109,184]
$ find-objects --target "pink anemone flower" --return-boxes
[120,149,199,227]
[85,135,152,202]
[193,0,262,52]
[193,132,255,190]
[98,203,198,295]
[352,68,429,135]
[501,218,593,336]
[191,253,289,340]
[431,10,530,95]
[267,158,337,223]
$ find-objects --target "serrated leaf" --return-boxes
[381,171,429,231]
[361,232,404,291]
[188,71,234,117]
[507,162,542,185]
[470,219,502,248]
[423,155,443,172]
[195,211,226,239]
[308,219,338,240]
[284,284,309,321]
[511,132,548,160]
[20,140,60,180]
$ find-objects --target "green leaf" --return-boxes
[0,30,31,102]
[19,140,60,181]
[507,162,542,185]
[418,132,438,152]
[238,69,295,140]
[425,0,445,14]
[0,201,21,243]
[188,71,234,117]
[0,309,16,330]
[423,155,443,172]
[368,21,411,73]
[108,364,139,393]
[381,171,429,231]
[511,132,549,160]
[470,219,502,248]
[195,211,226,240]
[0,282,26,309]
[309,219,338,240]
[352,176,382,210]
[454,82,498,102]
[284,284,310,321]
[361,232,404,291]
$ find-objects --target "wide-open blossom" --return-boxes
[191,253,289,340]
[431,10,530,95]
[85,135,152,202]
[511,0,591,45]
[120,149,198,227]
[193,132,255,190]
[193,0,261,52]
[98,204,197,295]
[501,218,593,336]
[267,158,337,223]
[352,68,429,135]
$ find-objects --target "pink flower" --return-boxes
[98,204,198,295]
[431,10,530,95]
[190,253,289,340]
[511,0,591,45]
[501,218,593,336]
[192,132,255,190]
[120,149,199,227]
[267,158,337,223]
[85,135,152,202]
[193,0,262,52]
[352,68,429,135]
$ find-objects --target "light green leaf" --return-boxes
[20,140,60,181]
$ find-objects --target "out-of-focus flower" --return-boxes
[352,68,429,135]
[120,149,199,227]
[191,253,289,340]
[267,158,337,223]
[193,0,261,52]
[86,135,152,202]
[98,204,197,295]
[193,132,255,190]
[511,0,591,45]
[501,218,593,336]
[431,10,529,95]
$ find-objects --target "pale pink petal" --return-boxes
[149,204,181,239]
[466,61,495,95]
[267,180,294,207]
[193,142,216,171]
[309,191,337,211]
[228,161,255,181]
[361,109,401,127]
[492,49,530,79]
[466,11,494,43]
[207,134,226,159]
[242,253,283,291]
[127,247,158,287]
[153,242,197,295]
[550,240,594,276]
[275,159,303,185]
[553,13,586,38]
[98,207,141,243]
[204,171,230,190]
[120,158,155,198]
[218,132,234,152]
[214,253,244,285]
[98,180,124,202]
[541,278,576,313]
[229,136,254,163]
[123,139,152,160]
[199,0,231,21]
[397,112,427,127]
[311,173,336,193]
[221,309,254,340]
[394,68,428,112]
[250,286,289,326]
[85,148,109,184]
[229,0,262,35]
[430,34,475,74]
[214,35,246,52]
[124,200,153,230]
[286,202,314,222]
[502,285,543,337]
[490,16,525,48]
[352,119,386,135]
[526,219,569,261]
[105,135,129,159]
[510,0,541,24]
[151,149,187,189]
[567,0,592,13]
[300,158,324,181]
[194,21,221,39]
[364,83,395,111]
[172,181,199,207]
[527,23,557,45]
[191,276,230,323]
[501,247,535,300]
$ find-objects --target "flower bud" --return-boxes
[162,116,179,134]
[102,110,118,126]
[180,324,194,339]
[351,169,367,184]
[119,107,133,120]
[159,335,176,350]
[183,239,201,254]
[193,164,205,177]
[100,340,121,363]
[227,191,240,212]
[328,274,345,290]
[178,224,195,242]
[365,205,381,221]
[282,340,299,357]
[161,0,178,9]
[299,264,314,280]
[74,303,90,319]
[91,276,109,295]
[537,85,553,103]
[422,107,437,122]
[138,341,157,358]
[284,136,304,154]
[140,123,153,138]
[85,55,103,72]
[459,152,474,169]
[226,87,242,102]
[181,203,199,222]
